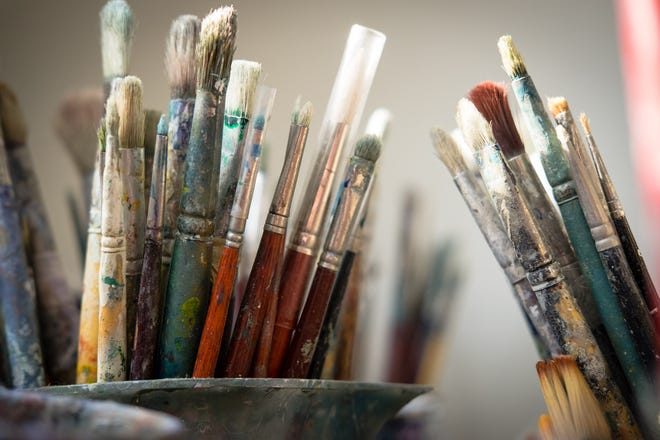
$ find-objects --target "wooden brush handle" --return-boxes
[281,265,337,379]
[332,253,362,380]
[224,230,285,377]
[251,267,281,378]
[76,231,101,384]
[268,249,314,377]
[130,238,163,380]
[193,245,240,378]
[308,250,355,379]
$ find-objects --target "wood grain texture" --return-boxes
[281,265,337,379]
[268,249,314,377]
[224,230,285,377]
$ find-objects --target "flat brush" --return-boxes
[162,15,200,287]
[580,114,660,321]
[193,86,276,378]
[250,101,312,378]
[468,82,600,338]
[431,127,559,359]
[76,124,105,384]
[270,25,386,377]
[116,76,145,368]
[211,60,262,281]
[0,84,78,385]
[97,96,126,382]
[282,135,381,379]
[536,356,612,440]
[53,87,104,254]
[458,98,639,437]
[0,122,45,388]
[157,6,237,378]
[130,115,167,380]
[100,0,134,102]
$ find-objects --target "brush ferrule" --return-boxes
[321,157,375,271]
[552,180,579,205]
[292,122,349,251]
[265,213,287,234]
[101,235,125,252]
[527,261,564,292]
[319,251,342,272]
[270,125,309,217]
[225,217,245,248]
[229,129,264,222]
[289,234,316,256]
[591,223,620,252]
[177,214,214,237]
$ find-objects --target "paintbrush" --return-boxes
[76,123,105,384]
[115,76,145,368]
[269,25,386,377]
[0,84,78,385]
[97,94,127,382]
[0,121,46,389]
[536,356,612,440]
[100,0,134,103]
[431,127,558,359]
[580,114,660,320]
[130,114,167,380]
[192,86,277,378]
[550,98,656,364]
[282,134,381,379]
[162,15,200,288]
[142,109,161,197]
[244,100,313,379]
[458,98,639,437]
[53,88,104,255]
[244,99,312,377]
[210,60,262,281]
[157,6,237,378]
[468,82,601,338]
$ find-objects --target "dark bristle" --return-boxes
[0,83,27,146]
[468,82,525,158]
[354,134,381,162]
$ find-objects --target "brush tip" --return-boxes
[106,95,119,136]
[0,83,27,145]
[354,134,382,162]
[197,6,238,90]
[166,15,200,99]
[579,113,592,135]
[157,114,168,136]
[100,0,134,79]
[225,60,262,116]
[497,35,527,79]
[365,107,392,142]
[547,96,567,118]
[430,126,467,176]
[116,75,144,148]
[294,101,313,127]
[456,98,495,151]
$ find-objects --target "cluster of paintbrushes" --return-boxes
[432,34,660,438]
[45,0,391,389]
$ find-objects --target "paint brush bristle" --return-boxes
[580,113,592,136]
[106,95,119,136]
[166,15,200,99]
[294,101,313,127]
[197,6,238,91]
[143,109,161,152]
[225,60,262,117]
[468,82,525,158]
[536,356,611,440]
[456,98,496,151]
[116,76,144,148]
[547,96,568,118]
[430,127,468,177]
[497,35,527,79]
[0,83,27,145]
[365,108,392,141]
[354,134,382,162]
[54,88,104,174]
[157,114,168,136]
[100,0,134,80]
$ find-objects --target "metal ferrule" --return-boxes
[453,171,527,285]
[265,213,287,235]
[145,132,168,242]
[318,156,375,272]
[270,124,309,218]
[474,143,553,275]
[290,122,349,253]
[229,127,265,224]
[527,261,564,292]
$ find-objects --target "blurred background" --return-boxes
[0,0,644,438]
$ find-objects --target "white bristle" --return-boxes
[225,60,262,117]
[364,107,392,142]
[456,98,496,151]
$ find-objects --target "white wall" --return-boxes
[0,1,642,438]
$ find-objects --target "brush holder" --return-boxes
[38,378,430,439]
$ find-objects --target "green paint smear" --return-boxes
[102,276,124,287]
[180,297,201,336]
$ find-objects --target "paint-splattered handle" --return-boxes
[98,250,127,383]
[76,232,102,384]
